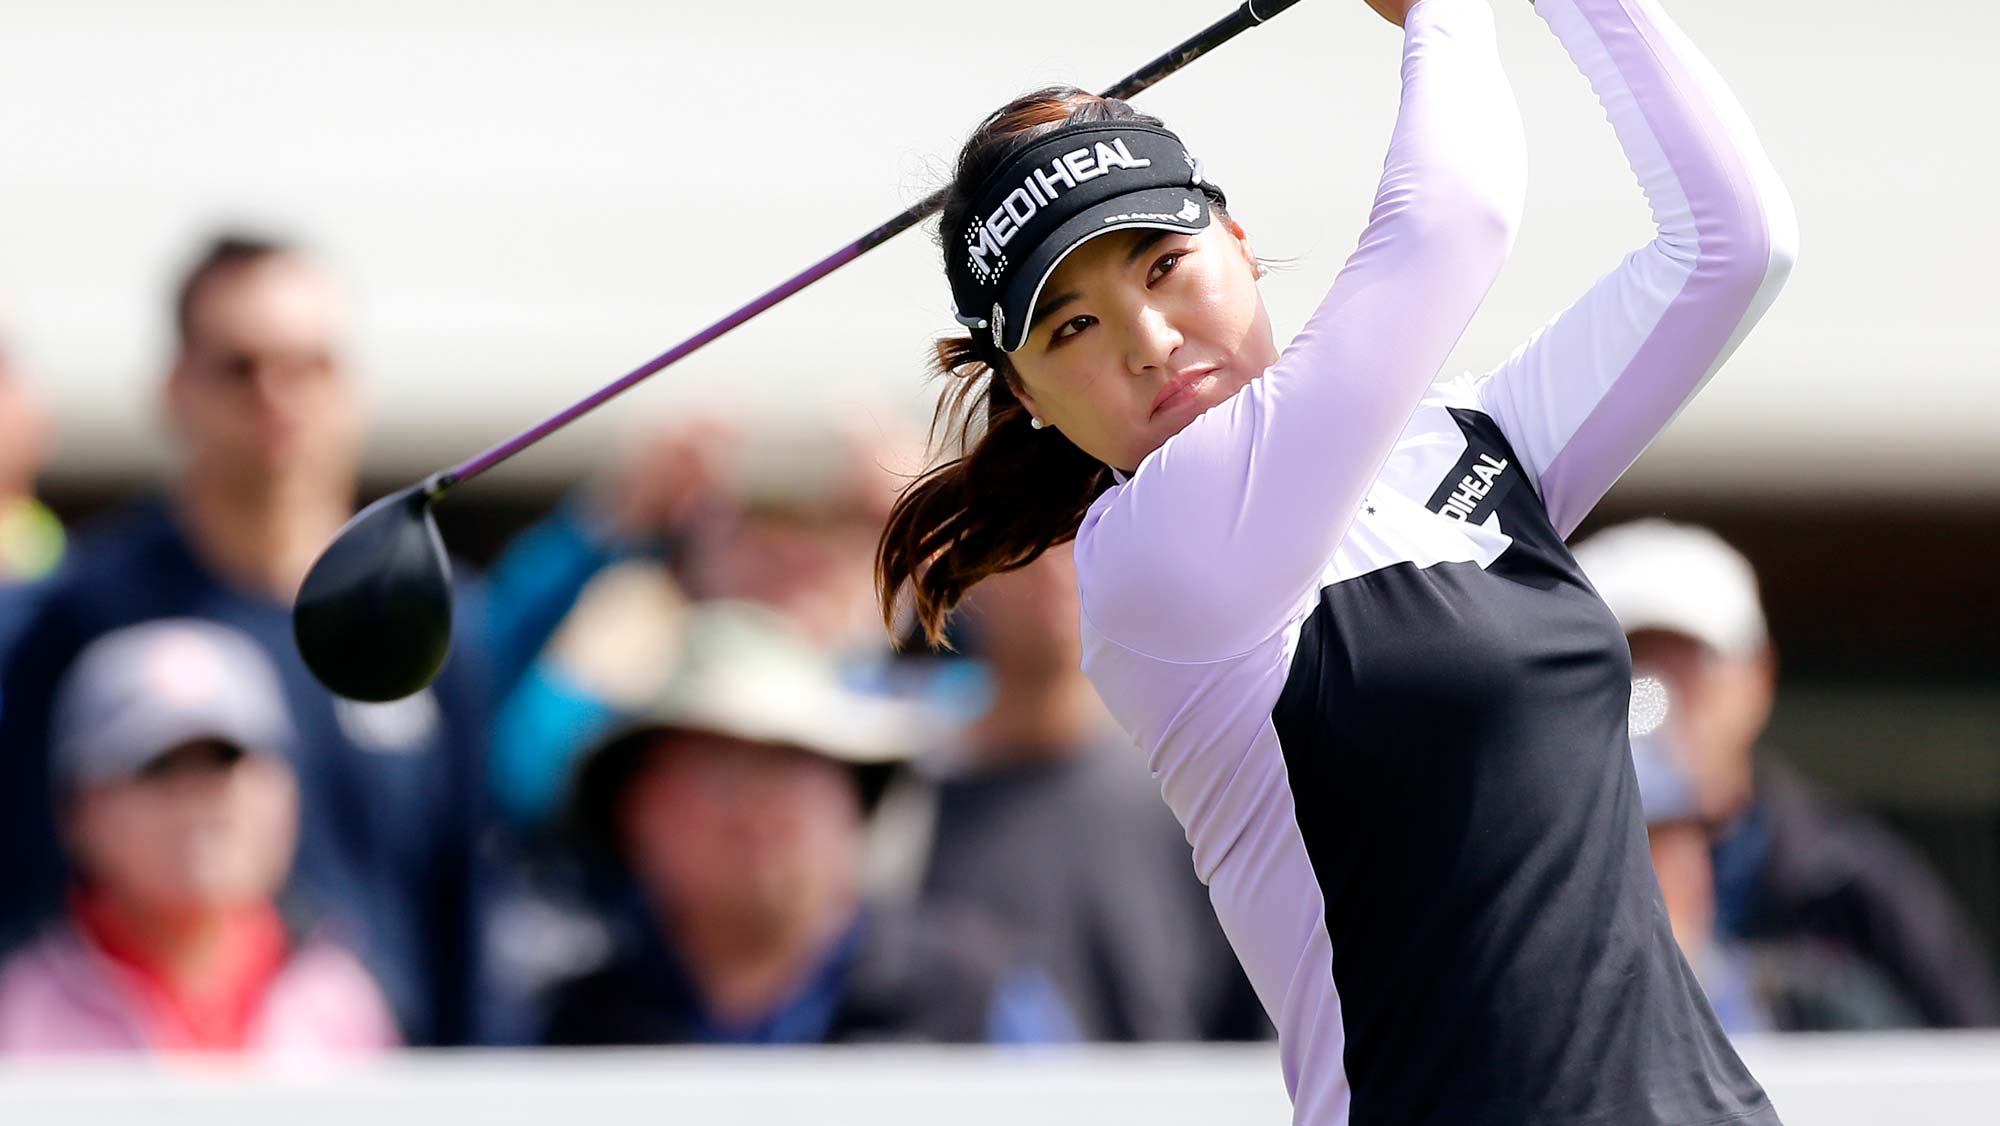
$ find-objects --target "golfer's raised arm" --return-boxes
[1077,0,1525,663]
[1473,0,1798,539]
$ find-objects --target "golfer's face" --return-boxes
[1008,220,1276,472]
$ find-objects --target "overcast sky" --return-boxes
[2,0,1993,494]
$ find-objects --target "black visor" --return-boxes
[946,123,1218,353]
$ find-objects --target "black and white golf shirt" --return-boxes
[1072,0,1797,1121]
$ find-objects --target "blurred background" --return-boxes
[1,0,1995,1117]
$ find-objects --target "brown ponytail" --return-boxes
[877,86,1169,648]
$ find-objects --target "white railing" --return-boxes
[2,1034,1997,1125]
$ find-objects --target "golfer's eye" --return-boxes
[1051,315,1095,343]
[1149,251,1186,285]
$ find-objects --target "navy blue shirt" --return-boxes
[542,894,1079,1046]
[0,498,611,1045]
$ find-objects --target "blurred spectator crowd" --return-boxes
[0,233,1990,1059]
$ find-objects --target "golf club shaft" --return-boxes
[438,0,1308,492]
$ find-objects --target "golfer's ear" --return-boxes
[1222,215,1259,272]
[1008,375,1046,424]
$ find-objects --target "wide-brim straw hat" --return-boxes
[567,600,934,853]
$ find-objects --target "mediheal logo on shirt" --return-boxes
[334,690,442,754]
[1435,453,1509,521]
[1426,409,1522,527]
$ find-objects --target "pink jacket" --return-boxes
[0,924,400,1055]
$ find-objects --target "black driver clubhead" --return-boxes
[293,482,454,702]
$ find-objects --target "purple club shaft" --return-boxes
[445,238,870,485]
[433,0,1294,492]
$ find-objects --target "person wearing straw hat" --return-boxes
[541,601,1076,1046]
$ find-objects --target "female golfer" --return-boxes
[880,0,1795,1121]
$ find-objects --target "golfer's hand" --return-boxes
[1361,0,1420,26]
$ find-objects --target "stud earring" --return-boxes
[1029,416,1047,430]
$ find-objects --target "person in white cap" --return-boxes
[1577,519,1999,1028]
[1575,519,1775,826]
[541,602,1076,1046]
[0,619,398,1054]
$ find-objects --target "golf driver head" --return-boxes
[293,482,454,702]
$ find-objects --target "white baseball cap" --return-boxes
[1572,519,1768,657]
[50,619,294,796]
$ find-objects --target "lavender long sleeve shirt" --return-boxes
[1073,1,1797,1122]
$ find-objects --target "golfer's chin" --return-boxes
[1125,368,1256,469]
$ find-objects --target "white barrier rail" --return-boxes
[1,1035,1996,1125]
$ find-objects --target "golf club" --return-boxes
[293,0,1310,702]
